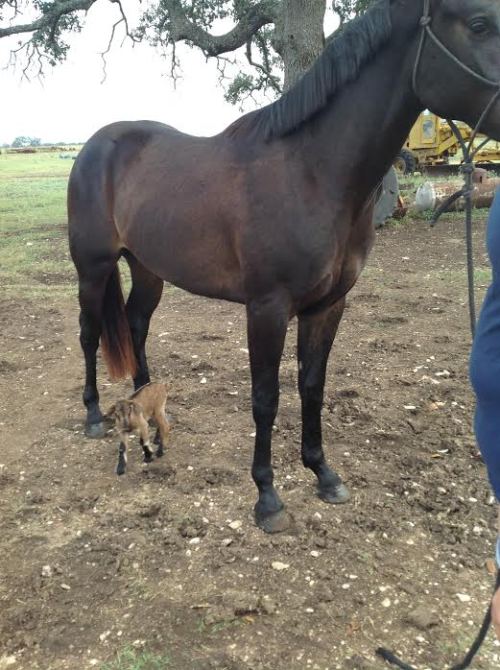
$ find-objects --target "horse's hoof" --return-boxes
[116,466,126,476]
[155,448,164,459]
[255,507,294,534]
[318,482,350,504]
[85,422,106,439]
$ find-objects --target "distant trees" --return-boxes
[11,136,42,148]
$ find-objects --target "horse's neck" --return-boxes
[298,23,422,206]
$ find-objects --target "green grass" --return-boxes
[196,616,245,636]
[0,152,75,298]
[435,267,492,285]
[0,151,135,300]
[0,151,74,179]
[101,647,171,670]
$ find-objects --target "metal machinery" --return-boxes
[394,111,500,173]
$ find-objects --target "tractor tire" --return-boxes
[394,149,417,175]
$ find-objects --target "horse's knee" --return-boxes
[252,392,279,428]
[299,376,324,408]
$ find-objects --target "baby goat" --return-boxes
[107,382,170,475]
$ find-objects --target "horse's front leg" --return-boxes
[247,294,291,533]
[297,297,350,504]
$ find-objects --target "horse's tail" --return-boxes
[101,266,137,381]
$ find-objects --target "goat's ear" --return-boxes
[105,404,116,419]
[130,400,142,415]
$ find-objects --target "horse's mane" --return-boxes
[225,0,393,141]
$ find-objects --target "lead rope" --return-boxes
[430,85,500,338]
[377,0,500,667]
[376,571,500,670]
[410,0,500,340]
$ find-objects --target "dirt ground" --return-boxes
[1,214,500,670]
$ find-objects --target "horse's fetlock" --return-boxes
[252,464,273,488]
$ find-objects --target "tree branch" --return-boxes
[99,17,123,83]
[0,0,97,39]
[99,0,139,82]
[245,34,281,94]
[165,0,278,57]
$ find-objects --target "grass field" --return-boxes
[0,151,138,301]
[0,152,75,298]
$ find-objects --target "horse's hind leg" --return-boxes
[78,260,117,438]
[297,297,350,504]
[124,253,164,391]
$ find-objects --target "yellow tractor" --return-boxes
[394,112,500,173]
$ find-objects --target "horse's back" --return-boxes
[70,120,187,191]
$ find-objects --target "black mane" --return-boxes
[226,0,393,141]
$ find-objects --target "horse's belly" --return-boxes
[121,218,245,303]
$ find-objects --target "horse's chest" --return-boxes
[299,248,367,312]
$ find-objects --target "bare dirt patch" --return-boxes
[0,216,499,670]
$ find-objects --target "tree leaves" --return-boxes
[1,0,376,98]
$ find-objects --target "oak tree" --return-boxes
[1,0,374,99]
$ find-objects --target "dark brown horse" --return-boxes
[69,0,500,533]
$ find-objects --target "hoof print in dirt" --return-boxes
[202,467,240,487]
[138,503,162,518]
[343,655,372,670]
[141,465,176,482]
[178,516,207,539]
[403,606,440,631]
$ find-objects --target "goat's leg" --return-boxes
[154,407,170,458]
[138,415,154,463]
[117,434,129,476]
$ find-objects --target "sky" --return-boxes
[0,3,247,145]
[0,2,338,146]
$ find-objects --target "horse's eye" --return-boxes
[469,17,490,36]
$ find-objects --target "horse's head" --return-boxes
[408,0,500,140]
